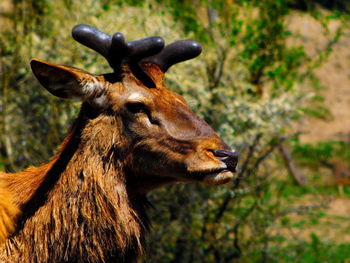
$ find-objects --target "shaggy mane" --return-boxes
[0,105,149,262]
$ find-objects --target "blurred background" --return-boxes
[0,0,349,262]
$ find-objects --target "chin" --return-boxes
[202,170,235,185]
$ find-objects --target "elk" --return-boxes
[0,25,238,262]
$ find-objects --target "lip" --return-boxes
[188,167,234,184]
[202,170,234,185]
[189,168,228,178]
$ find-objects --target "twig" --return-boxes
[278,142,307,185]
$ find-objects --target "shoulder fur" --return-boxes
[0,175,20,244]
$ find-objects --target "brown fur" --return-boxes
[0,178,19,244]
[0,62,234,262]
[1,108,149,262]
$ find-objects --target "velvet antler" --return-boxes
[142,40,202,72]
[71,24,202,87]
[72,24,164,71]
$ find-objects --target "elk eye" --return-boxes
[126,102,148,114]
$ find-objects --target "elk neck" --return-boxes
[1,103,149,262]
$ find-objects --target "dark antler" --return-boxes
[72,24,164,71]
[71,24,202,80]
[142,40,202,72]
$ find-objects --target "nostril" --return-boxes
[209,149,239,159]
[209,149,239,172]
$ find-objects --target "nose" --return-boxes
[210,149,239,172]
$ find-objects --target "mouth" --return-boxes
[190,168,235,185]
[185,150,239,185]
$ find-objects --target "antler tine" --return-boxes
[142,40,202,72]
[72,24,165,73]
[127,37,165,62]
[72,24,112,61]
[71,24,201,85]
[109,32,128,69]
[72,25,130,70]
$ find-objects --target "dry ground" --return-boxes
[288,12,350,143]
[286,12,350,246]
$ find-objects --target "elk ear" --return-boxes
[30,59,104,102]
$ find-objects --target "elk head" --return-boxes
[30,25,238,194]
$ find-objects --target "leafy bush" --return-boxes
[293,140,350,167]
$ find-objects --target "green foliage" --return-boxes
[300,104,332,120]
[261,241,350,263]
[293,140,350,167]
[1,0,349,262]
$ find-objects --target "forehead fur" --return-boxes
[102,63,189,115]
[120,63,165,89]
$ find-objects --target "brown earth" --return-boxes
[279,196,350,244]
[285,13,350,244]
[288,12,350,143]
[0,0,12,31]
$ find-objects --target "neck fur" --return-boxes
[1,108,148,262]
